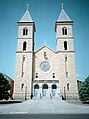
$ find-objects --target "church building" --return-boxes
[14,5,78,100]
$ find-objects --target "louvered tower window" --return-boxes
[23,27,28,35]
[62,27,67,35]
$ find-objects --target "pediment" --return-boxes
[35,45,56,54]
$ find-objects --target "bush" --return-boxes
[79,76,89,101]
[0,73,10,100]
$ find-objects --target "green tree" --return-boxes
[79,76,89,101]
[0,73,10,100]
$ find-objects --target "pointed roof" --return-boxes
[57,8,72,22]
[19,10,33,22]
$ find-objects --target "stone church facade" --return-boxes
[14,6,78,100]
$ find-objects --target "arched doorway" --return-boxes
[52,84,57,97]
[34,84,39,97]
[42,84,48,97]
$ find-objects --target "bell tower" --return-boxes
[55,4,74,52]
[55,4,78,99]
[14,6,36,100]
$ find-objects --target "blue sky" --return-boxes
[0,0,89,81]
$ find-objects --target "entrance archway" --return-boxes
[52,84,57,97]
[34,84,39,97]
[42,84,48,96]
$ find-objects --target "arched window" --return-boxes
[65,56,67,62]
[64,41,67,50]
[34,84,39,89]
[44,52,46,57]
[43,84,48,89]
[23,41,27,51]
[36,73,38,78]
[62,27,67,35]
[23,27,28,35]
[67,83,69,90]
[23,55,25,62]
[52,84,57,89]
[53,73,55,78]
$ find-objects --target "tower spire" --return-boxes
[61,3,64,9]
[19,4,33,22]
[57,3,72,22]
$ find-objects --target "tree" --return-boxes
[0,73,10,100]
[79,76,89,101]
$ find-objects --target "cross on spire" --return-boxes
[27,3,29,10]
[61,3,64,9]
[44,40,46,46]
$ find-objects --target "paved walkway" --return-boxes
[0,98,89,114]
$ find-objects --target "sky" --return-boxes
[0,0,89,81]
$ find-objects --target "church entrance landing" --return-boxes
[33,79,60,98]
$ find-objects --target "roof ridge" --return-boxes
[35,45,55,53]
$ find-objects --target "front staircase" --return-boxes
[33,95,62,100]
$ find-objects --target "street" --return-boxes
[0,114,89,119]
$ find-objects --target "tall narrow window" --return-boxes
[23,41,27,51]
[21,83,24,91]
[67,83,69,90]
[23,28,28,35]
[22,72,24,77]
[62,27,67,35]
[26,29,28,35]
[65,28,67,35]
[53,73,55,78]
[66,72,68,78]
[44,52,46,57]
[64,41,67,50]
[65,56,67,74]
[44,52,48,60]
[65,56,67,62]
[23,55,25,62]
[23,28,25,35]
[64,86,66,99]
[22,55,25,77]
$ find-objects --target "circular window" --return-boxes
[40,61,51,72]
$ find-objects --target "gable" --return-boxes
[34,45,57,64]
[35,45,56,54]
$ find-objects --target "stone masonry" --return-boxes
[14,7,79,100]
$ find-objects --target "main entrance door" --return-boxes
[34,84,39,97]
[52,84,57,97]
[42,84,48,97]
